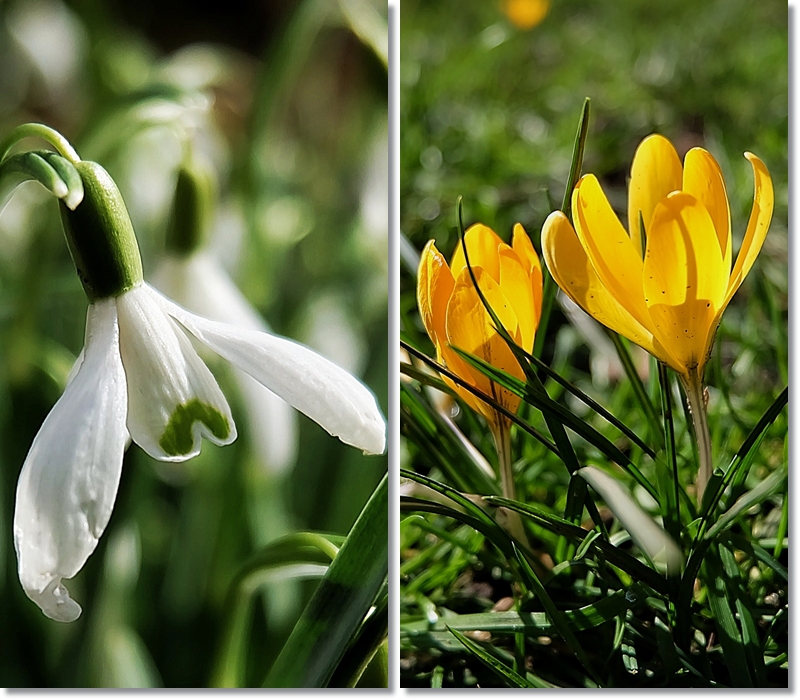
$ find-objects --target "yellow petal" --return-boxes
[512,222,543,326]
[417,240,454,348]
[725,152,774,305]
[572,174,652,329]
[682,147,731,273]
[450,224,506,283]
[643,192,727,374]
[541,210,664,359]
[446,266,523,417]
[499,247,536,353]
[628,134,683,257]
[437,344,492,421]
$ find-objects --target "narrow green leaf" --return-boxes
[511,543,600,684]
[657,363,682,546]
[453,347,659,501]
[578,466,682,576]
[211,532,341,687]
[445,626,538,688]
[400,381,500,495]
[485,495,671,595]
[704,550,753,687]
[329,592,388,688]
[705,465,787,540]
[534,97,591,359]
[719,544,766,686]
[264,474,388,688]
[608,332,662,446]
[402,340,558,455]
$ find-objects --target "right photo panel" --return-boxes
[399,0,788,689]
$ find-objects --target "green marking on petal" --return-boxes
[159,399,230,456]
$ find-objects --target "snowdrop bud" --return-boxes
[60,160,143,300]
[165,157,214,255]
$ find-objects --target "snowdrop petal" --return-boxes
[116,284,236,461]
[152,254,298,474]
[152,289,386,455]
[13,299,128,622]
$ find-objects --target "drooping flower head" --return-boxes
[11,153,385,622]
[542,134,773,383]
[417,223,543,429]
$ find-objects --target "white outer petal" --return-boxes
[116,284,236,461]
[13,299,128,622]
[150,287,386,455]
[152,254,298,473]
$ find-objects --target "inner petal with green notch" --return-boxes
[159,399,231,456]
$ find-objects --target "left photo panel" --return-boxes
[0,0,388,688]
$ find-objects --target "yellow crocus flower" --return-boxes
[541,134,773,385]
[417,223,543,431]
[541,134,773,500]
[501,0,550,30]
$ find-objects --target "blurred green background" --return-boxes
[0,0,387,687]
[400,0,787,687]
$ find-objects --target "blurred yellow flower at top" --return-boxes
[542,134,774,384]
[417,223,543,429]
[501,0,550,30]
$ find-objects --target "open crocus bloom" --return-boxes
[417,223,543,430]
[15,281,385,622]
[153,251,298,475]
[542,134,773,382]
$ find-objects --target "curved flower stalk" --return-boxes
[542,134,773,499]
[10,149,385,622]
[417,223,543,503]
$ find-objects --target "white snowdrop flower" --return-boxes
[12,157,386,622]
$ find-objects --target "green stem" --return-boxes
[682,371,712,506]
[492,420,528,547]
[0,123,81,164]
[494,420,515,501]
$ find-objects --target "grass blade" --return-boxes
[445,626,541,688]
[264,474,388,688]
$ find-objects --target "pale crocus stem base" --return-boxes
[492,419,529,546]
[682,371,712,506]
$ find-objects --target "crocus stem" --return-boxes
[683,372,712,506]
[494,420,515,500]
[492,420,529,546]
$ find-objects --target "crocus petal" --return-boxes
[725,152,774,304]
[117,284,236,461]
[14,299,128,622]
[643,192,727,373]
[446,266,523,417]
[498,247,536,352]
[153,254,298,475]
[511,223,543,326]
[152,289,386,455]
[628,134,683,257]
[682,147,731,272]
[542,211,665,360]
[573,174,652,330]
[417,240,455,348]
[450,224,506,283]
